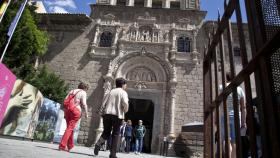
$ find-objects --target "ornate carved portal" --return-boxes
[100,52,177,152]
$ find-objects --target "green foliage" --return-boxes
[0,1,49,78]
[0,1,69,103]
[28,66,69,103]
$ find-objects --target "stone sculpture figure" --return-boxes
[153,32,158,42]
[164,31,169,42]
[142,30,150,41]
[131,30,137,41]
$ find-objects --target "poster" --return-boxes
[0,79,43,138]
[33,98,61,142]
[0,63,16,126]
[0,0,9,17]
[53,109,81,144]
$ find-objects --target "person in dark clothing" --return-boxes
[124,120,133,153]
[94,78,129,158]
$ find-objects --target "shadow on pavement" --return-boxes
[35,145,96,157]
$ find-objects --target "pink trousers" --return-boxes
[59,107,81,150]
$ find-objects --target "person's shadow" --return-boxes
[35,145,106,157]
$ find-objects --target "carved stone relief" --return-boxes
[137,12,156,24]
[126,66,157,82]
[102,13,116,25]
[134,81,147,91]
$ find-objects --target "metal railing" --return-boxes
[203,0,280,157]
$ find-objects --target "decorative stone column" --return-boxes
[91,23,100,56]
[168,81,177,139]
[92,25,100,47]
[144,0,152,7]
[94,75,113,144]
[171,23,176,51]
[110,0,117,5]
[192,29,199,64]
[170,24,177,62]
[162,0,170,8]
[111,26,121,56]
[126,0,134,6]
[168,64,177,139]
[135,29,139,41]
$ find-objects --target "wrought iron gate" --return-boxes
[203,0,280,157]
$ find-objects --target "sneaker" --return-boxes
[94,145,100,155]
[58,147,69,152]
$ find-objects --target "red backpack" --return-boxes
[63,90,81,110]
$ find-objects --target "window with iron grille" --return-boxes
[99,32,113,47]
[152,0,162,8]
[177,37,191,52]
[189,0,196,9]
[170,1,180,9]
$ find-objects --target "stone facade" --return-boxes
[37,0,249,154]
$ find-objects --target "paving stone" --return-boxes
[0,138,177,158]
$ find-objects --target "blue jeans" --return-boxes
[135,138,143,152]
[220,112,241,143]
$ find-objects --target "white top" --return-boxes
[219,83,245,116]
[66,89,87,112]
[104,88,129,119]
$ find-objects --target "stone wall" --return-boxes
[40,18,109,144]
[174,63,203,133]
[174,132,204,157]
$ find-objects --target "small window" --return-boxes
[189,0,196,9]
[170,1,180,9]
[99,32,113,47]
[152,0,162,8]
[177,37,191,53]
[134,0,144,7]
[234,47,241,56]
[116,0,126,6]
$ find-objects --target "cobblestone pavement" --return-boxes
[0,138,177,158]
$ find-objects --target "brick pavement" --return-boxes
[0,138,176,158]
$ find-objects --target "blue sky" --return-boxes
[42,0,247,21]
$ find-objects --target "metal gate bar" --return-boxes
[203,0,280,157]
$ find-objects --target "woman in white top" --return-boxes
[59,82,89,152]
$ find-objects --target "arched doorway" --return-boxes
[125,98,154,153]
[109,52,173,153]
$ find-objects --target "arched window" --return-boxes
[99,31,113,47]
[177,37,191,53]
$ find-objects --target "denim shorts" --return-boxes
[220,113,240,142]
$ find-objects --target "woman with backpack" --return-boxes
[59,82,89,152]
